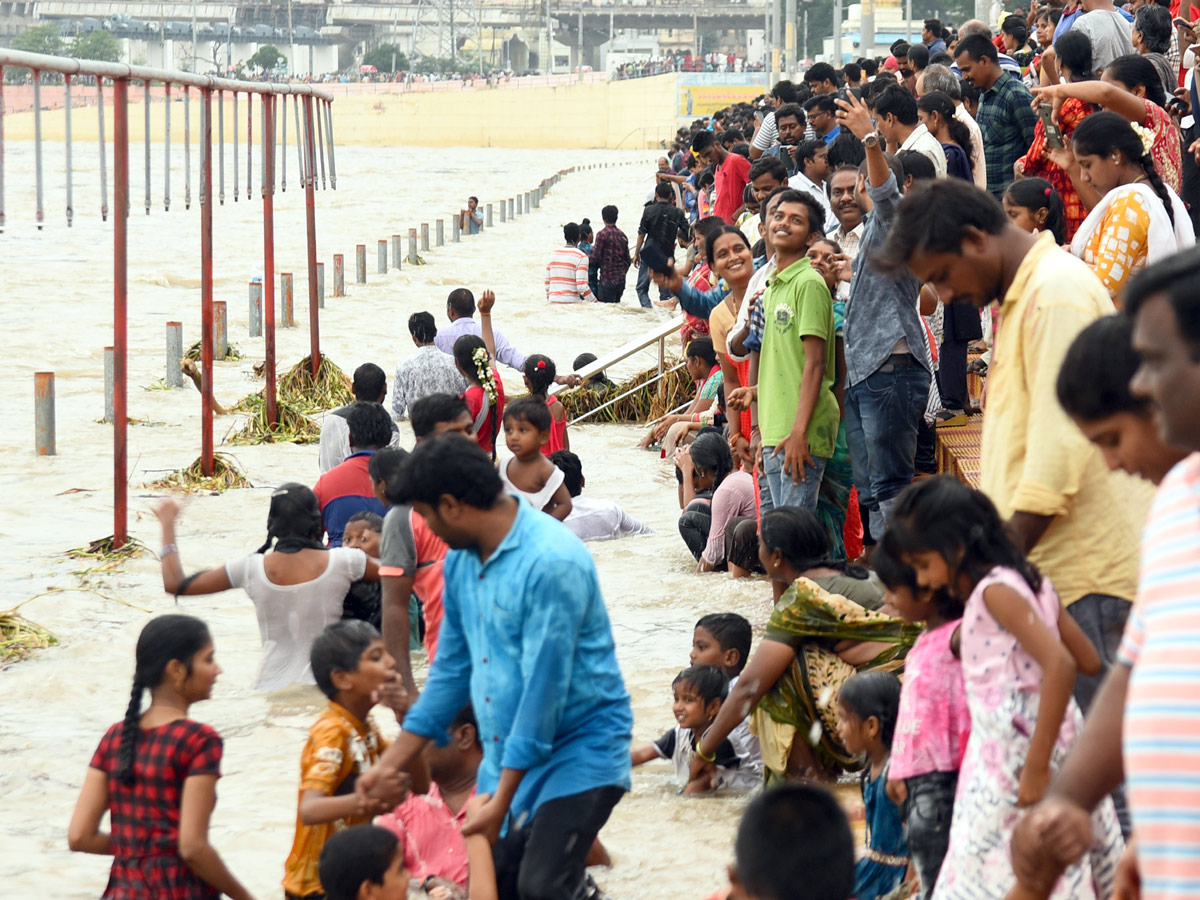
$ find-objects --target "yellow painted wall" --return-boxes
[1,75,680,150]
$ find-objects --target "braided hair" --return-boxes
[116,615,212,787]
[1071,110,1175,226]
[453,334,500,459]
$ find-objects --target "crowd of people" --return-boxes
[62,13,1200,900]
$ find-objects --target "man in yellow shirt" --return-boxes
[875,178,1149,721]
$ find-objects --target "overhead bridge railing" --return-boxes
[0,49,336,549]
[551,313,687,426]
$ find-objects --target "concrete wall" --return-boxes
[1,74,679,149]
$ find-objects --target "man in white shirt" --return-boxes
[871,82,948,178]
[318,362,402,473]
[919,64,988,190]
[550,450,653,542]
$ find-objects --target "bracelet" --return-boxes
[161,544,178,557]
[695,743,717,764]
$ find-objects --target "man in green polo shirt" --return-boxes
[753,188,840,512]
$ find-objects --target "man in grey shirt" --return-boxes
[836,93,933,542]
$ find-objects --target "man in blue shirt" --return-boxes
[358,435,632,900]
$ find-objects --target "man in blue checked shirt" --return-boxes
[358,435,632,900]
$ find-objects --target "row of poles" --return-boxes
[0,72,336,232]
[2,48,335,549]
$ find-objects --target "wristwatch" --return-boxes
[863,131,881,149]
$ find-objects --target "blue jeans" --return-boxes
[761,448,827,511]
[845,354,931,535]
[597,280,625,304]
[635,261,669,309]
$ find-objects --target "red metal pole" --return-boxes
[303,94,320,377]
[200,87,214,476]
[262,93,277,429]
[112,77,128,547]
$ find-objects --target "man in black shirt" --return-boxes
[633,182,691,309]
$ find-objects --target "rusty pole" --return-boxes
[112,78,129,547]
[200,87,215,476]
[304,94,320,377]
[262,94,278,428]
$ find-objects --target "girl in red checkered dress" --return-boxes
[68,614,256,900]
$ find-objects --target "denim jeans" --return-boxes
[845,354,931,535]
[635,261,669,309]
[761,448,827,511]
[1068,592,1134,837]
[905,771,958,900]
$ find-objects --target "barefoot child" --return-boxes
[886,477,1123,900]
[68,615,256,900]
[689,613,763,784]
[283,621,424,900]
[873,534,970,900]
[499,397,573,521]
[523,354,569,455]
[837,671,908,900]
[631,665,756,793]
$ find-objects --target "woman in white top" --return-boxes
[154,485,379,691]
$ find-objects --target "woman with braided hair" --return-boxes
[68,614,256,900]
[1065,110,1194,303]
[452,333,505,459]
[150,488,379,690]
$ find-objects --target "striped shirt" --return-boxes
[545,246,596,303]
[1119,452,1200,900]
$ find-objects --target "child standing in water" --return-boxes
[523,354,569,455]
[498,397,573,521]
[837,670,908,900]
[872,535,970,900]
[887,477,1123,900]
[68,615,256,900]
[453,334,505,460]
[689,613,763,784]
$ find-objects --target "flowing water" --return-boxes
[0,138,783,898]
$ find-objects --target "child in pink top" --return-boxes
[873,534,970,900]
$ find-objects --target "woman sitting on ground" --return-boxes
[689,506,916,784]
[676,431,756,573]
[153,488,379,691]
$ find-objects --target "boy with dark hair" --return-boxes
[1057,315,1188,485]
[631,665,756,792]
[732,784,856,900]
[804,62,842,94]
[749,156,789,202]
[342,510,385,629]
[690,612,762,783]
[872,83,947,177]
[550,449,653,542]
[317,825,410,900]
[284,621,418,900]
[692,128,753,225]
[358,436,633,900]
[635,181,692,308]
[789,138,834,226]
[393,312,467,419]
[318,362,401,473]
[410,393,474,442]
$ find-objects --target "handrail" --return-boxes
[552,313,684,396]
[568,360,688,426]
[0,48,334,99]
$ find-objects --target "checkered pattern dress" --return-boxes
[89,719,223,899]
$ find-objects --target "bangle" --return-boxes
[695,743,717,763]
[161,544,178,557]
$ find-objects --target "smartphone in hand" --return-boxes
[1037,103,1064,149]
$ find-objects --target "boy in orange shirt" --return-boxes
[283,621,426,900]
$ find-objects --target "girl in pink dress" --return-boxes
[886,477,1123,900]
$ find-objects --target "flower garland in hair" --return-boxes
[1129,121,1155,157]
[472,346,498,405]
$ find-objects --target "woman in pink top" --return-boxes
[872,535,971,900]
[675,433,753,572]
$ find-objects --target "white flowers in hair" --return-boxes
[1130,121,1155,157]
[472,346,498,404]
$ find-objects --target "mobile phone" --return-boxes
[1037,103,1064,149]
[640,242,672,275]
[1173,16,1194,29]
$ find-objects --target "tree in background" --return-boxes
[248,44,285,75]
[363,43,409,73]
[13,23,65,56]
[71,30,122,63]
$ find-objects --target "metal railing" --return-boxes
[552,313,685,425]
[0,48,337,549]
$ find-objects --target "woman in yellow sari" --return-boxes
[690,508,918,784]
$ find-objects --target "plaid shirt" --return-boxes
[590,224,631,285]
[976,72,1038,198]
[91,719,224,899]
